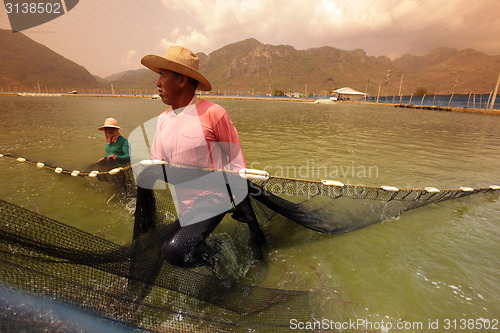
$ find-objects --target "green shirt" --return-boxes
[104,136,130,166]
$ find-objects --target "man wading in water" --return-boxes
[139,45,264,267]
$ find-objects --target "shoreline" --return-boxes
[1,92,498,115]
[342,100,500,116]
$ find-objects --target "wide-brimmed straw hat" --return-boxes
[98,118,121,131]
[141,46,212,91]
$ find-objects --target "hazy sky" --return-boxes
[1,0,499,77]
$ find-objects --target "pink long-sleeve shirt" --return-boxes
[150,96,245,171]
[150,96,246,226]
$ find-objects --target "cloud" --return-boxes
[127,50,137,59]
[159,27,212,53]
[154,0,499,58]
[17,0,499,76]
[121,49,139,69]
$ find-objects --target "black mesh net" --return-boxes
[0,197,312,332]
[0,155,498,332]
[247,177,497,234]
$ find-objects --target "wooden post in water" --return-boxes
[489,72,500,109]
[486,92,492,108]
[376,81,381,103]
[398,71,404,97]
[448,77,458,107]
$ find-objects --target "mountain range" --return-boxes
[1,29,499,96]
[0,29,100,91]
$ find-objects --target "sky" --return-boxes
[1,0,499,78]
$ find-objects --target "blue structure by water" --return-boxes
[365,94,500,110]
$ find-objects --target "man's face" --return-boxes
[157,70,181,106]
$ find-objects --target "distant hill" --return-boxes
[0,29,101,91]
[104,69,158,94]
[93,75,109,86]
[112,39,500,95]
[2,31,499,95]
[391,47,500,95]
[195,38,388,95]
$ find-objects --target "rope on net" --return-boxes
[2,152,499,195]
[0,153,132,177]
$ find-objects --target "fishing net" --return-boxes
[129,162,498,235]
[247,177,499,234]
[0,153,498,332]
[0,198,311,332]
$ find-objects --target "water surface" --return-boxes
[0,95,499,331]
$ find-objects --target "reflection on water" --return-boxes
[0,95,499,327]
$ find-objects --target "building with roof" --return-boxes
[333,87,367,100]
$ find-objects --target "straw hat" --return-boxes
[98,118,121,131]
[141,46,212,91]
